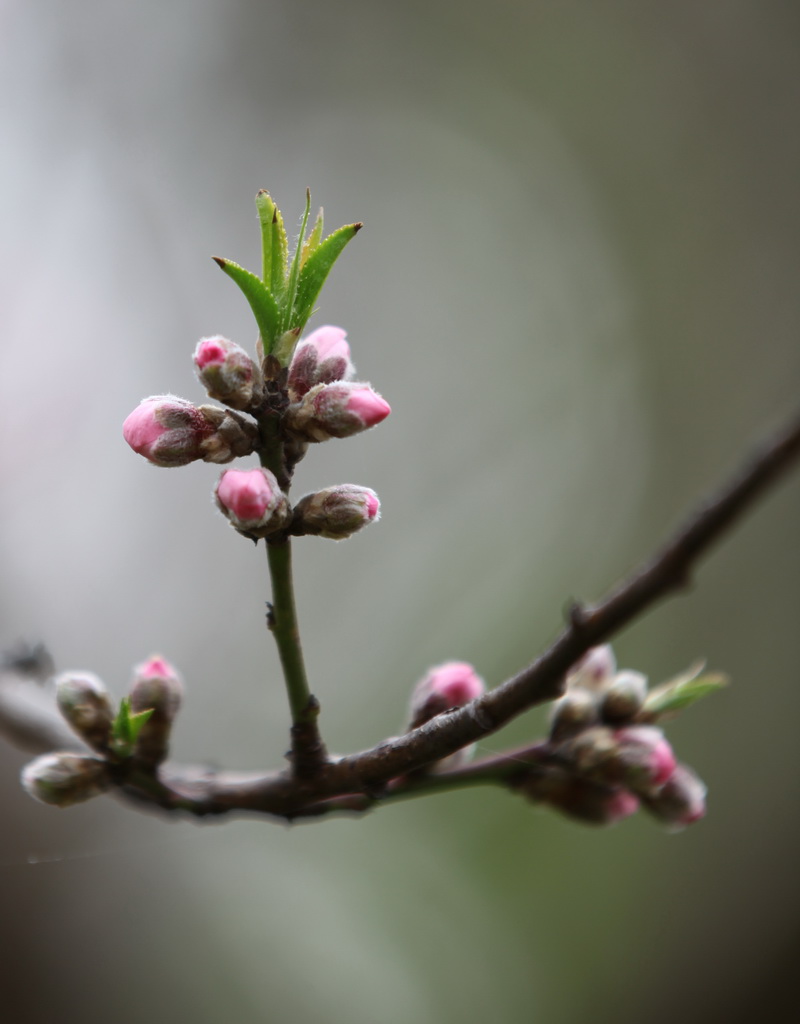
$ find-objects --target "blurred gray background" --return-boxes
[1,1,799,1022]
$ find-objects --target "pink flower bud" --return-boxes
[291,484,380,540]
[643,764,707,830]
[612,725,677,791]
[288,325,356,399]
[566,645,617,691]
[527,770,639,826]
[123,395,214,467]
[129,655,184,768]
[600,670,648,723]
[549,687,599,741]
[21,753,110,807]
[55,671,114,754]
[214,467,290,537]
[194,335,261,411]
[284,382,391,442]
[409,661,485,729]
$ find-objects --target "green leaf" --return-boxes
[270,204,289,300]
[290,221,362,335]
[644,663,729,717]
[212,256,280,353]
[284,188,312,331]
[255,190,276,285]
[110,697,154,758]
[301,207,324,268]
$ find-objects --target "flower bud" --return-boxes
[194,335,262,411]
[129,656,183,768]
[291,485,380,540]
[215,467,290,537]
[55,671,114,753]
[613,725,677,791]
[600,670,648,724]
[566,645,616,691]
[123,396,258,467]
[528,770,639,826]
[287,325,355,399]
[409,661,485,730]
[284,382,390,442]
[549,687,599,741]
[21,753,110,807]
[643,764,707,830]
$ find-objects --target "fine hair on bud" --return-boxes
[194,335,262,411]
[549,687,599,741]
[123,396,258,467]
[291,485,380,540]
[284,381,391,442]
[21,753,111,808]
[566,645,617,691]
[215,467,290,538]
[600,670,648,724]
[642,764,707,829]
[55,671,114,754]
[287,325,356,400]
[129,656,184,768]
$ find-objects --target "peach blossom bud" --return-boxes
[291,485,380,540]
[194,335,262,411]
[528,770,639,826]
[549,687,599,741]
[287,325,355,399]
[566,645,617,691]
[600,670,648,723]
[612,725,677,791]
[55,671,114,754]
[123,395,214,467]
[21,753,110,807]
[129,655,183,768]
[214,467,290,538]
[644,764,707,830]
[284,381,391,442]
[409,661,485,729]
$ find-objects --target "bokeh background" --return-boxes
[1,2,799,1022]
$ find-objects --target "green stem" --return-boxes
[265,538,312,725]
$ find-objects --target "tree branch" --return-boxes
[5,406,800,822]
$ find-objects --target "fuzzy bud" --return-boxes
[287,325,356,400]
[600,670,648,723]
[123,396,258,467]
[129,656,183,768]
[284,381,390,442]
[527,770,639,826]
[215,467,290,537]
[643,764,707,830]
[194,335,262,411]
[566,645,617,691]
[549,687,599,741]
[409,661,485,730]
[291,485,380,540]
[55,671,114,754]
[21,753,110,807]
[558,724,676,793]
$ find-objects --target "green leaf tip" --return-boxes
[110,697,154,758]
[290,221,362,333]
[644,663,729,718]
[212,255,280,353]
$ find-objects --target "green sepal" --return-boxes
[301,208,324,268]
[255,190,276,285]
[290,222,362,335]
[283,189,312,332]
[643,663,728,718]
[212,256,280,354]
[110,697,154,759]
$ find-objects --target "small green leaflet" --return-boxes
[212,257,281,353]
[290,222,362,332]
[643,662,728,717]
[110,697,154,759]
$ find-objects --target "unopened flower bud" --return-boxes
[194,335,262,410]
[284,381,390,442]
[549,687,599,741]
[21,753,110,807]
[528,770,639,826]
[291,485,380,540]
[566,645,617,691]
[215,467,290,537]
[611,726,677,792]
[129,656,183,767]
[123,396,258,467]
[600,670,648,723]
[643,764,707,830]
[56,671,114,753]
[287,325,355,399]
[409,661,485,730]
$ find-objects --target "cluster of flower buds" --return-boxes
[523,646,708,829]
[21,656,184,808]
[406,661,486,771]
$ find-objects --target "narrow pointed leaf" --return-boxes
[270,206,289,300]
[644,664,729,717]
[284,188,312,330]
[255,190,276,285]
[212,257,280,353]
[291,222,362,332]
[301,208,324,268]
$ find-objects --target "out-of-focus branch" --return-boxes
[4,406,800,822]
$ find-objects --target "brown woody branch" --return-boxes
[5,406,800,821]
